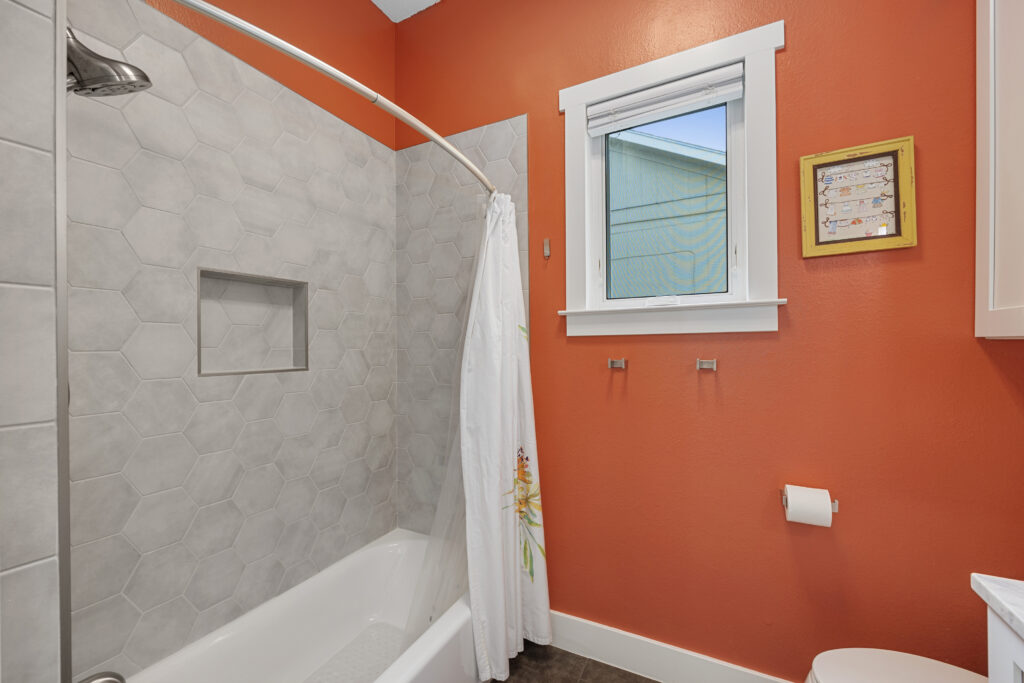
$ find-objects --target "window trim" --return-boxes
[558,21,787,336]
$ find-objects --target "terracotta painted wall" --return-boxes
[148,0,397,147]
[395,1,1024,680]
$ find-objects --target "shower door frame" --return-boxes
[52,0,73,678]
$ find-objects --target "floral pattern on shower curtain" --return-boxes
[460,193,551,681]
[509,446,545,581]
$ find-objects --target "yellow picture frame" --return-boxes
[799,136,917,258]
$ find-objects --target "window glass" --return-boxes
[605,104,728,299]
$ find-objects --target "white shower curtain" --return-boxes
[460,193,551,681]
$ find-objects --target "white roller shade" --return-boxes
[586,62,743,137]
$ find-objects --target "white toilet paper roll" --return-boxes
[783,484,833,527]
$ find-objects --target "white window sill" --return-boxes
[558,298,786,336]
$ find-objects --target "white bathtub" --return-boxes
[130,528,477,683]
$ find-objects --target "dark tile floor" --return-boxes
[494,641,656,682]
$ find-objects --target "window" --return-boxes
[606,105,729,300]
[558,22,786,336]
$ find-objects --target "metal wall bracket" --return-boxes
[696,358,717,371]
[608,358,627,369]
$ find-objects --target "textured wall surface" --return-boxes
[394,0,1024,679]
[393,116,528,532]
[0,0,61,681]
[65,0,398,676]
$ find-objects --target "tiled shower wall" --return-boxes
[65,0,398,676]
[0,0,61,681]
[393,116,528,531]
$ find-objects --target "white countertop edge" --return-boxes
[972,573,1024,641]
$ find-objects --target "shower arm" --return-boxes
[168,0,497,195]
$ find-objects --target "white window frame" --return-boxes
[558,21,787,336]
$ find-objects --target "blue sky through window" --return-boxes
[632,105,726,152]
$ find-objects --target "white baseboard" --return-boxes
[550,611,795,683]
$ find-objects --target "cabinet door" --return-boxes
[988,608,1024,683]
[977,0,1024,338]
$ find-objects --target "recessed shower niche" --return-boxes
[197,269,309,375]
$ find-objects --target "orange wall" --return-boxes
[148,0,397,147]
[396,1,1024,680]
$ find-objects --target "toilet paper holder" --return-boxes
[780,489,839,513]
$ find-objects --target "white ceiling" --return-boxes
[370,0,440,22]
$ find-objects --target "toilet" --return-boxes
[806,648,986,683]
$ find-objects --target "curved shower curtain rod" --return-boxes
[169,0,497,194]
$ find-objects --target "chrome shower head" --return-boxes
[66,27,151,97]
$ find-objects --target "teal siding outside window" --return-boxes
[606,108,728,299]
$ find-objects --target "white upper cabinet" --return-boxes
[977,0,1024,338]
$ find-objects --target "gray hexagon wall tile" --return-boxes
[65,0,527,675]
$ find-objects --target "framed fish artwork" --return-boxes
[799,136,917,257]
